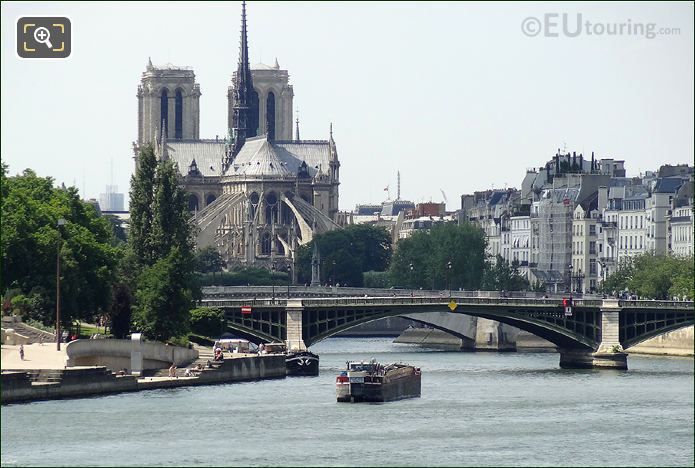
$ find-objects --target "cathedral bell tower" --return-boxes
[137,58,200,146]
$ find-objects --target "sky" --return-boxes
[2,1,693,211]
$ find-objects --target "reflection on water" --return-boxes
[2,338,693,467]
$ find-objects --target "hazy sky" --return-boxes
[2,1,693,211]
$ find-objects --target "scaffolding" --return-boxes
[535,189,576,291]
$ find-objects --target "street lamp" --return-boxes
[446,261,452,298]
[271,262,276,302]
[568,263,573,293]
[409,263,414,298]
[286,264,291,299]
[332,260,336,287]
[56,218,66,351]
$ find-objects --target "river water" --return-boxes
[1,338,693,467]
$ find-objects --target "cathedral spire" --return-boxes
[295,117,300,141]
[230,0,258,158]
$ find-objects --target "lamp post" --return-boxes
[271,262,276,302]
[446,261,452,298]
[332,260,336,287]
[409,262,414,298]
[568,263,573,293]
[577,268,584,294]
[286,264,291,299]
[56,218,66,350]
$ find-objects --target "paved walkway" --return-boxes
[1,344,68,370]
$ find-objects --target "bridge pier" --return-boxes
[285,299,307,351]
[559,299,627,370]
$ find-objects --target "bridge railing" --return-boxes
[203,296,598,308]
[619,300,694,310]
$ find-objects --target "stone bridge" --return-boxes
[201,288,693,370]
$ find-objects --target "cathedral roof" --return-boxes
[166,140,226,177]
[227,135,331,178]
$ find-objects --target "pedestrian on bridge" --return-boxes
[19,344,25,361]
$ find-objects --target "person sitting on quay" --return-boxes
[168,363,177,378]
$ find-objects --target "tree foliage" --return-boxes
[128,146,199,341]
[1,164,118,326]
[109,282,132,339]
[481,256,531,291]
[189,307,226,338]
[389,222,487,290]
[296,224,392,286]
[198,267,289,286]
[601,253,694,300]
[132,248,194,341]
[195,246,225,274]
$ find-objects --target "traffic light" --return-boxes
[562,297,569,308]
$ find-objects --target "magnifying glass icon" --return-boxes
[33,27,53,49]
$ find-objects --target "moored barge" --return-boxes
[336,359,421,402]
[263,343,319,376]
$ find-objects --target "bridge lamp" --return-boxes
[56,218,66,351]
[446,261,452,297]
[271,262,276,301]
[568,264,574,293]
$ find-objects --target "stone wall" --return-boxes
[627,325,694,357]
[65,339,198,372]
[2,355,286,404]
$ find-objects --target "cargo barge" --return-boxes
[336,359,421,402]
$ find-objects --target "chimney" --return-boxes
[598,186,608,212]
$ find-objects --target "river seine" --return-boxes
[1,338,693,466]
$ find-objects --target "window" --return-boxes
[160,88,169,137]
[188,193,199,212]
[266,91,275,140]
[175,89,183,139]
[590,259,597,275]
[589,241,596,255]
[589,225,596,236]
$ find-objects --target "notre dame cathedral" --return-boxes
[133,1,342,272]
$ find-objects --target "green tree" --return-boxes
[296,224,392,286]
[189,307,226,338]
[128,145,157,267]
[1,166,118,326]
[127,149,199,341]
[601,253,694,300]
[195,246,225,274]
[482,256,530,291]
[109,282,132,339]
[389,222,487,290]
[132,248,194,341]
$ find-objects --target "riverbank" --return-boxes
[1,354,286,404]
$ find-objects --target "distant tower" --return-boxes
[397,171,401,201]
[228,0,259,156]
[137,57,200,146]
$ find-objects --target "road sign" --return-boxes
[448,300,458,312]
[241,306,252,315]
[564,306,572,317]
